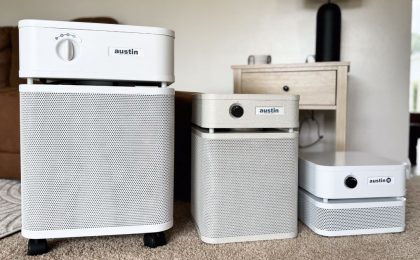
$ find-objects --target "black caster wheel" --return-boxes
[144,232,167,248]
[27,239,48,256]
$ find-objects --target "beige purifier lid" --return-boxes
[192,94,299,129]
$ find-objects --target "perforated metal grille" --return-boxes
[20,91,174,231]
[192,133,298,239]
[298,191,405,232]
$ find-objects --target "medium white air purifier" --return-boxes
[191,94,299,243]
[19,20,175,255]
[298,152,406,237]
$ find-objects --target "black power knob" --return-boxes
[344,176,357,189]
[230,104,244,118]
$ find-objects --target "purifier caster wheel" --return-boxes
[27,239,48,256]
[144,232,167,248]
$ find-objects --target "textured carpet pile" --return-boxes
[0,179,21,239]
[1,177,420,259]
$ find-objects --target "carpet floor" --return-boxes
[1,176,420,260]
[0,179,21,239]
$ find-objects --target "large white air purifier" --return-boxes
[191,94,299,244]
[298,152,406,237]
[19,20,175,255]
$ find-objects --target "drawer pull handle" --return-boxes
[283,85,290,92]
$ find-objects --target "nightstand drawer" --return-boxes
[240,71,336,106]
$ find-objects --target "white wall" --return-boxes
[0,0,412,161]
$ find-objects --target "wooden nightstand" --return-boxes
[232,62,350,150]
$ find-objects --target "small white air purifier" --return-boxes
[19,20,175,255]
[191,94,300,244]
[298,151,406,237]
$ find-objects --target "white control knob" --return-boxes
[57,39,75,61]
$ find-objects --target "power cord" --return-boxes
[299,111,324,148]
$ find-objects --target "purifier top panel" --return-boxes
[298,151,406,199]
[19,20,174,83]
[192,93,299,129]
[300,152,402,167]
[19,20,174,37]
[194,94,299,101]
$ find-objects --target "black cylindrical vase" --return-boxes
[315,2,341,62]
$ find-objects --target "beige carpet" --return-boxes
[1,177,420,260]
